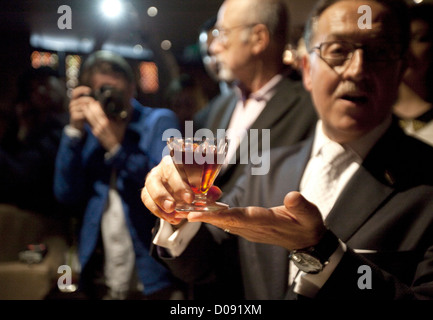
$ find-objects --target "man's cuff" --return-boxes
[64,124,84,139]
[104,144,121,160]
[293,240,347,298]
[153,219,202,257]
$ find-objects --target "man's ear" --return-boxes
[251,24,270,55]
[302,54,313,92]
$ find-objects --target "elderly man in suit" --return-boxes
[142,0,433,300]
[193,0,318,194]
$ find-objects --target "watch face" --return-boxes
[290,252,323,274]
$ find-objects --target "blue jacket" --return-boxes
[54,99,180,295]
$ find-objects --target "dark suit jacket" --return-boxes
[157,120,433,300]
[193,76,318,193]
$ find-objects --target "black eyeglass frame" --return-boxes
[309,40,404,68]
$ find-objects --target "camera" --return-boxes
[89,85,129,121]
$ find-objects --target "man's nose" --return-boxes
[209,35,223,55]
[341,49,366,81]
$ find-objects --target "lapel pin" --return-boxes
[384,170,395,186]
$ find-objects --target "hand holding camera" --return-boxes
[69,85,130,152]
[87,85,129,121]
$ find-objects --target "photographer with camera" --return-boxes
[54,50,183,299]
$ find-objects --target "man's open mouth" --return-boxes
[340,94,369,104]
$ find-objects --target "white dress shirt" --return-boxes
[292,117,392,297]
[223,74,282,168]
[64,125,136,299]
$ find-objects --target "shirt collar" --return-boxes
[234,74,283,105]
[311,115,392,161]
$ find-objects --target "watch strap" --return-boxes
[289,229,340,266]
[309,229,340,264]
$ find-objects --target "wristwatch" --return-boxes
[288,229,340,274]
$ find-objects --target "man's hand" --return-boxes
[141,155,195,225]
[187,191,327,250]
[141,156,326,249]
[82,98,127,152]
[68,86,127,151]
[69,86,92,132]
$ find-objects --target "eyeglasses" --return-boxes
[211,24,257,45]
[310,40,403,70]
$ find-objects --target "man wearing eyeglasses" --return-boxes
[193,0,318,195]
[143,0,433,300]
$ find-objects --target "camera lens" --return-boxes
[98,86,128,120]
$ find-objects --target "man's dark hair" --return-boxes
[303,0,410,55]
[79,50,135,87]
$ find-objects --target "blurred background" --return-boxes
[0,0,321,111]
[1,0,432,111]
[0,0,432,300]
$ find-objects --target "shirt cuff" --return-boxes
[153,219,202,257]
[104,144,121,160]
[64,124,84,139]
[293,240,347,298]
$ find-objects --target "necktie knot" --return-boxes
[320,141,347,166]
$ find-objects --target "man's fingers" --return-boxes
[207,186,223,202]
[144,165,176,213]
[71,86,91,99]
[141,185,168,216]
[69,96,93,114]
[283,191,326,243]
[144,156,193,213]
[283,191,320,219]
[187,207,241,228]
[83,100,107,128]
[160,155,194,204]
[141,186,181,224]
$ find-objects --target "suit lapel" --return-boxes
[325,123,405,241]
[209,91,237,133]
[290,137,315,191]
[249,78,301,132]
[231,78,305,169]
[325,165,395,241]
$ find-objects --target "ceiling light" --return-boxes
[101,0,123,19]
[147,7,158,17]
[161,40,172,51]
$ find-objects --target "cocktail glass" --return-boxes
[167,136,229,212]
